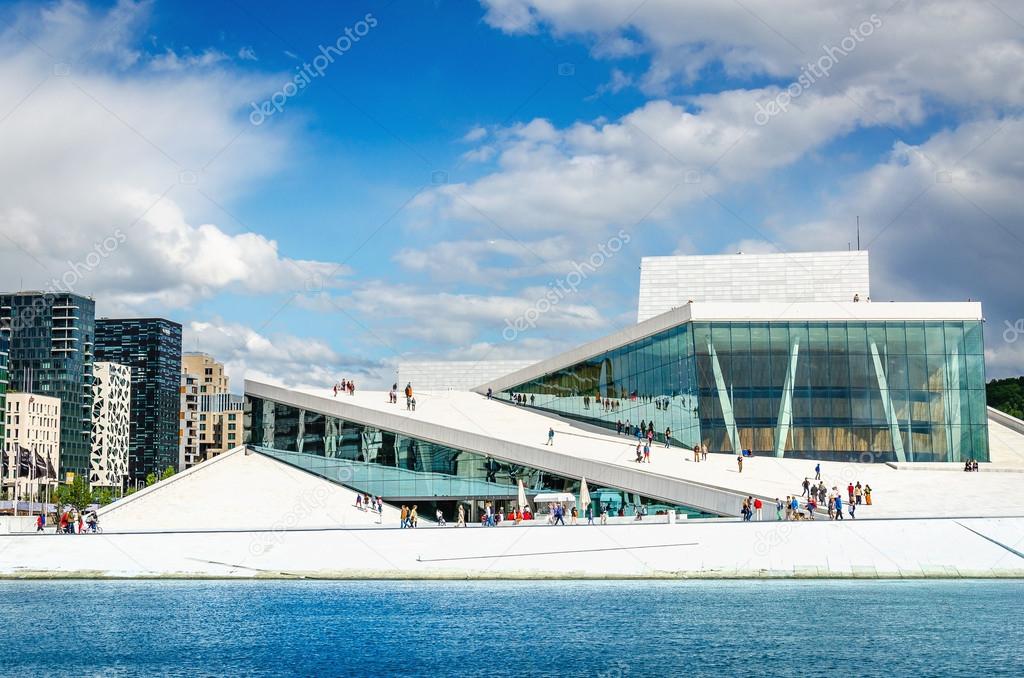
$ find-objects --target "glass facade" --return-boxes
[501,320,988,463]
[95,318,183,480]
[245,395,707,517]
[0,292,96,477]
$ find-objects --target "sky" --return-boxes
[1,0,1022,391]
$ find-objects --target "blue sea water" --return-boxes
[0,579,1020,677]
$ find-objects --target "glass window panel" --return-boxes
[769,325,790,353]
[882,322,906,355]
[867,322,887,350]
[846,324,868,354]
[849,354,873,389]
[925,323,946,355]
[943,322,965,354]
[964,321,984,355]
[807,323,828,354]
[966,354,985,390]
[905,323,926,354]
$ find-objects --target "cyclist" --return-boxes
[85,510,99,533]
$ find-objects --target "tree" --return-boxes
[53,475,93,514]
[145,472,157,487]
[160,465,175,481]
[95,488,114,506]
[987,376,1024,419]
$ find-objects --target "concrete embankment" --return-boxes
[2,517,1022,579]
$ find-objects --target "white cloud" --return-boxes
[149,47,229,71]
[422,88,918,233]
[462,125,487,142]
[237,46,258,61]
[0,0,348,313]
[343,281,607,346]
[185,319,388,391]
[481,0,1024,106]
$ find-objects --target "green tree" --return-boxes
[53,475,93,513]
[987,376,1024,419]
[160,465,175,481]
[145,472,157,487]
[95,488,114,506]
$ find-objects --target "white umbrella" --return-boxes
[579,477,591,515]
[517,478,527,510]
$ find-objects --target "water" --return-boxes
[0,580,1020,677]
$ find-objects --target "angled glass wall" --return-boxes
[244,395,708,517]
[501,319,988,463]
[498,324,702,449]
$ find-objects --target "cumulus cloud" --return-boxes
[481,0,1024,104]
[0,0,348,313]
[419,88,919,234]
[185,319,388,391]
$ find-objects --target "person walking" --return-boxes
[701,446,708,461]
[546,427,555,446]
[435,508,446,526]
[643,441,650,463]
[570,505,579,525]
[847,482,855,505]
[457,504,466,527]
[553,504,566,526]
[753,497,763,521]
[848,499,856,519]
[737,455,743,473]
[586,502,594,525]
[600,504,608,525]
[36,514,44,532]
[864,484,873,505]
[694,445,700,463]
[833,493,843,520]
[814,463,821,480]
[775,498,783,521]
[854,482,863,505]
[801,478,810,497]
[410,505,419,528]
[664,427,671,448]
[400,505,409,528]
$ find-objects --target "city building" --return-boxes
[0,291,95,478]
[182,353,243,459]
[2,392,61,500]
[94,318,182,481]
[90,361,131,489]
[179,369,200,470]
[484,301,987,463]
[637,250,870,322]
[183,352,229,395]
[241,250,992,523]
[0,334,7,453]
[199,392,245,459]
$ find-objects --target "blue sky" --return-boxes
[1,0,1022,388]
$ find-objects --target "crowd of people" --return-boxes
[332,379,356,397]
[355,493,383,517]
[36,508,99,534]
[964,459,980,472]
